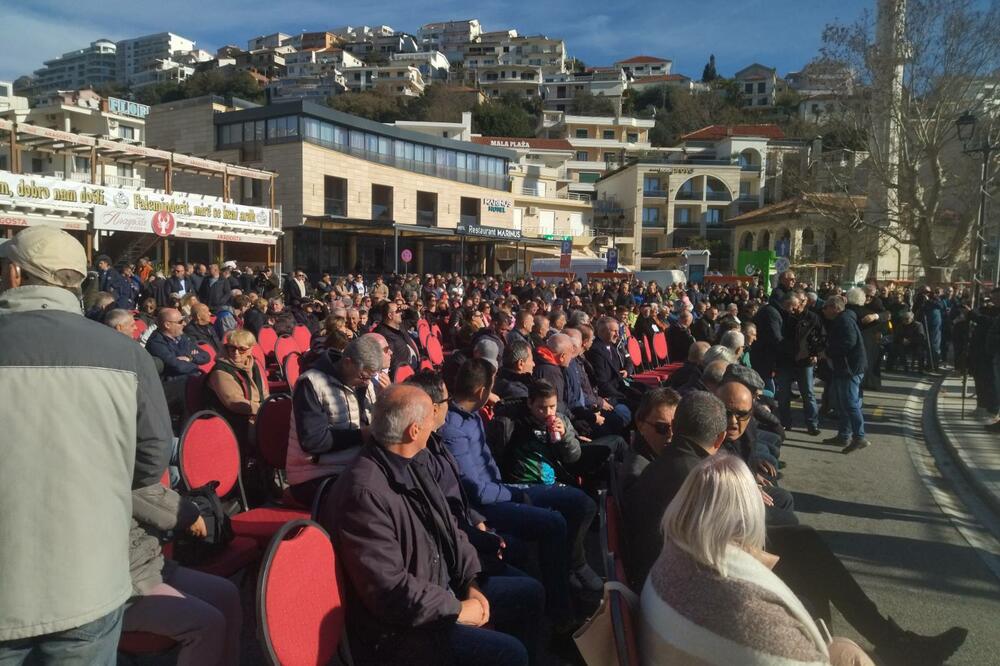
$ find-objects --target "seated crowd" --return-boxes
[0,227,973,666]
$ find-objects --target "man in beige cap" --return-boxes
[0,226,174,664]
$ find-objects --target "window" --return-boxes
[574,128,588,138]
[73,156,90,173]
[416,191,437,226]
[675,208,692,225]
[603,152,617,163]
[575,151,589,162]
[703,208,723,225]
[371,184,393,220]
[118,125,136,140]
[569,212,584,236]
[758,97,768,106]
[642,207,661,226]
[538,210,555,235]
[578,172,601,183]
[602,130,615,140]
[324,176,347,216]
[627,132,638,143]
[757,82,766,93]
[460,197,480,226]
[642,237,659,255]
[744,83,754,94]
[643,177,661,194]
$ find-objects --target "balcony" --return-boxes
[102,174,145,189]
[706,191,732,202]
[520,186,592,201]
[643,189,667,198]
[324,197,347,216]
[675,190,703,201]
[641,218,665,228]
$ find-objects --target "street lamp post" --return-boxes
[954,110,998,416]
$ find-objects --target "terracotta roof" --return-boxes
[727,193,867,225]
[680,124,786,141]
[632,74,690,83]
[472,136,574,151]
[617,55,670,64]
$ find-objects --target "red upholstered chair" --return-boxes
[257,520,346,666]
[196,343,216,374]
[419,359,434,371]
[609,565,640,666]
[417,319,431,350]
[184,373,207,418]
[252,344,267,374]
[394,364,415,383]
[274,335,300,367]
[292,325,312,353]
[626,337,644,371]
[255,394,293,476]
[257,327,278,360]
[132,318,147,340]
[178,411,308,550]
[642,337,655,368]
[648,332,684,378]
[431,323,442,341]
[425,335,444,367]
[283,352,302,389]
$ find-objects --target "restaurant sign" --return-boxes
[456,224,522,240]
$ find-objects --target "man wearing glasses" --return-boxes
[145,308,210,380]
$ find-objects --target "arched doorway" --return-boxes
[704,176,732,202]
[800,228,816,261]
[739,231,755,251]
[758,229,771,251]
[738,148,762,170]
[776,228,791,258]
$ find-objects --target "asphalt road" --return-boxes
[779,371,1000,666]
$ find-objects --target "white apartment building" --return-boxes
[476,65,542,100]
[389,51,450,82]
[342,66,379,92]
[268,74,348,102]
[500,36,567,77]
[31,39,117,93]
[373,64,426,97]
[418,20,483,61]
[614,56,672,79]
[391,111,474,141]
[329,26,395,41]
[541,111,656,197]
[284,48,364,78]
[116,32,198,86]
[734,63,780,108]
[629,74,708,94]
[0,89,147,187]
[542,68,627,112]
[247,33,290,51]
[0,83,29,113]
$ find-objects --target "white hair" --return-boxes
[661,453,766,577]
[702,345,736,367]
[719,330,745,354]
[103,309,133,329]
[846,287,867,306]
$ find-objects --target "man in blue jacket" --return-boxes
[821,295,869,453]
[439,358,598,630]
[96,255,134,310]
[145,308,209,379]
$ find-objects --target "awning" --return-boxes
[0,211,89,231]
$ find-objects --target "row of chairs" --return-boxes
[596,457,640,666]
[628,331,683,386]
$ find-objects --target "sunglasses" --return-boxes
[726,408,753,422]
[225,344,251,353]
[644,420,672,436]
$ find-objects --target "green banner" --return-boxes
[737,250,775,292]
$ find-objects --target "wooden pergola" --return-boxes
[0,118,279,264]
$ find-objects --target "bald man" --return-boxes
[183,302,221,351]
[534,333,576,416]
[318,384,534,666]
[664,340,710,389]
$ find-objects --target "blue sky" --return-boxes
[0,0,873,82]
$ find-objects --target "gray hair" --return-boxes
[346,334,386,372]
[662,453,767,577]
[846,287,866,306]
[899,310,914,323]
[371,385,431,445]
[826,294,847,312]
[719,330,745,353]
[688,341,710,363]
[504,340,533,368]
[702,345,736,367]
[546,333,574,356]
[805,291,819,303]
[702,360,730,387]
[103,309,133,329]
[566,310,591,327]
[673,391,727,450]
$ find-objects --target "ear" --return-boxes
[711,431,726,451]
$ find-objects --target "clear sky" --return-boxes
[0,0,874,83]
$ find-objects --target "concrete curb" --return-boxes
[931,376,1000,518]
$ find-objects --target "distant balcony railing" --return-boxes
[706,191,731,202]
[643,188,667,197]
[641,218,665,228]
[675,191,702,201]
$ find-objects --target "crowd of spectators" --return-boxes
[1,226,988,665]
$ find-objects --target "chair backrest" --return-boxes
[178,410,244,504]
[196,343,217,374]
[626,337,643,369]
[610,579,640,666]
[310,476,339,523]
[394,364,415,384]
[255,393,293,471]
[431,323,442,341]
[283,352,302,389]
[252,344,267,377]
[257,520,344,666]
[132,318,147,340]
[652,332,669,364]
[417,319,431,349]
[425,335,444,366]
[258,327,278,359]
[274,335,300,367]
[292,325,312,353]
[419,359,434,372]
[184,372,207,417]
[642,337,654,367]
[606,493,624,561]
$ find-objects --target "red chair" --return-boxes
[626,337,645,371]
[431,323,442,340]
[417,319,431,349]
[184,373,207,417]
[425,335,444,367]
[648,332,683,378]
[642,337,655,368]
[257,520,345,666]
[196,343,216,374]
[132,318,147,340]
[609,566,640,666]
[251,344,267,374]
[258,327,278,359]
[394,364,415,383]
[255,394,293,474]
[292,325,312,353]
[419,359,434,371]
[178,411,308,550]
[274,335,299,368]
[283,352,302,389]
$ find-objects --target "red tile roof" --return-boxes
[680,124,786,141]
[617,55,670,64]
[727,193,866,225]
[633,74,690,83]
[472,136,574,151]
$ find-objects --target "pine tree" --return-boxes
[702,54,718,83]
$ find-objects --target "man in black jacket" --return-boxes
[494,340,534,400]
[750,299,784,395]
[374,300,419,377]
[163,262,193,301]
[96,255,134,310]
[666,310,696,365]
[774,292,824,435]
[198,264,232,312]
[821,295,869,453]
[318,385,534,666]
[183,303,222,352]
[585,316,629,404]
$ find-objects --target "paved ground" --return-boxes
[936,375,1000,515]
[779,371,1000,665]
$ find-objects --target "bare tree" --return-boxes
[818,0,1000,281]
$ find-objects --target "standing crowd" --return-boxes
[0,225,980,666]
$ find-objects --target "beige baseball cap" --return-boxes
[0,225,88,287]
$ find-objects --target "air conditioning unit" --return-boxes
[526,206,538,215]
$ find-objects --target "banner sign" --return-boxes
[456,224,522,240]
[93,206,276,245]
[559,239,572,269]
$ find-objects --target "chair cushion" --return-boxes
[190,535,260,578]
[232,507,310,548]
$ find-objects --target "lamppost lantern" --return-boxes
[955,110,976,145]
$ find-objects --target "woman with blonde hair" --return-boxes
[639,453,873,666]
[206,329,269,452]
[179,293,199,318]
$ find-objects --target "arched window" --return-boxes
[801,228,816,261]
[738,148,761,169]
[739,231,755,251]
[758,230,771,250]
[705,177,731,201]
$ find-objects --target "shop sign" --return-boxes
[109,97,150,119]
[0,213,88,231]
[93,206,276,245]
[484,197,513,214]
[456,224,522,240]
[651,167,694,175]
[487,139,531,149]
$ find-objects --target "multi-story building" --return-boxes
[418,20,483,62]
[734,63,780,108]
[0,89,147,187]
[342,66,380,92]
[372,64,426,97]
[233,48,290,81]
[268,73,348,102]
[0,83,29,114]
[116,32,198,86]
[30,39,118,93]
[343,33,420,60]
[542,68,627,112]
[629,73,708,94]
[389,51,450,82]
[147,97,570,275]
[476,65,542,100]
[500,36,567,77]
[329,25,396,42]
[280,32,341,52]
[247,33,290,51]
[614,56,672,80]
[541,111,656,198]
[284,48,363,79]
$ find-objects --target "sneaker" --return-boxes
[570,564,604,593]
[821,435,849,446]
[842,438,870,454]
[874,619,967,666]
[807,425,821,436]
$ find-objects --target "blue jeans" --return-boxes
[0,606,123,666]
[831,373,865,440]
[521,484,596,573]
[776,365,818,429]
[478,568,545,665]
[449,623,528,666]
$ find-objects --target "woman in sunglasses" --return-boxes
[206,329,269,453]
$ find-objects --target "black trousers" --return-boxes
[768,525,890,646]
